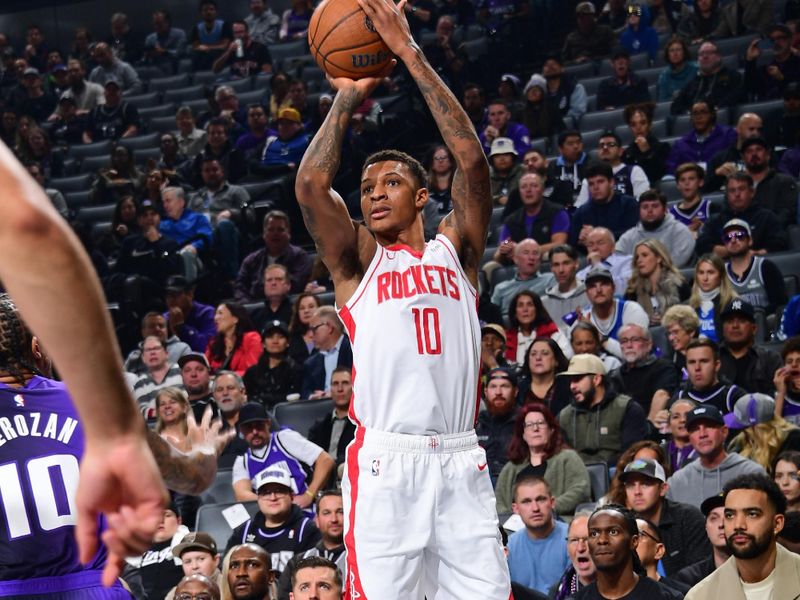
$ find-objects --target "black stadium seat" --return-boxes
[163,84,205,104]
[148,73,191,94]
[49,173,93,193]
[581,109,624,133]
[75,204,116,224]
[585,462,610,501]
[273,398,334,437]
[195,501,259,551]
[117,132,161,152]
[67,140,112,160]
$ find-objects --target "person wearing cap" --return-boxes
[480,99,531,157]
[232,402,335,506]
[672,493,732,587]
[726,395,800,471]
[557,353,648,465]
[718,299,783,395]
[540,55,588,125]
[497,73,523,121]
[580,266,649,342]
[227,467,322,572]
[476,366,519,482]
[520,73,565,140]
[253,106,310,178]
[576,131,650,207]
[164,533,223,600]
[178,352,217,421]
[242,319,302,409]
[87,41,142,94]
[696,172,788,256]
[666,405,766,508]
[569,162,639,250]
[621,457,710,575]
[7,66,56,123]
[685,473,800,600]
[746,25,800,99]
[703,112,763,193]
[82,76,140,143]
[212,20,273,78]
[742,136,798,226]
[596,49,651,111]
[480,322,510,375]
[124,312,192,375]
[490,239,555,315]
[488,137,524,207]
[307,367,356,472]
[164,274,217,352]
[47,95,87,146]
[562,1,616,63]
[670,42,743,116]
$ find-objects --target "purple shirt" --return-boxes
[665,124,737,175]
[480,121,531,156]
[499,208,571,242]
[165,301,216,352]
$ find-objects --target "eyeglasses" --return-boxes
[310,322,329,332]
[723,230,749,243]
[258,488,291,497]
[523,421,548,430]
[618,336,647,345]
[433,155,449,161]
[177,594,214,600]
[638,529,661,543]
[598,142,619,149]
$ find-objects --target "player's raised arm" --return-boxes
[359,0,491,284]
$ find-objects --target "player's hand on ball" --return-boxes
[326,59,396,97]
[357,0,414,57]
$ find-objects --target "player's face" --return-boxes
[228,548,270,599]
[291,566,341,600]
[360,161,425,236]
[685,347,718,388]
[706,506,727,550]
[624,474,665,514]
[258,483,294,518]
[315,495,344,544]
[522,411,552,451]
[182,361,211,394]
[724,489,782,559]
[775,459,800,504]
[213,374,246,414]
[513,481,555,530]
[155,509,180,542]
[181,550,219,577]
[668,400,694,439]
[567,516,596,580]
[588,511,636,572]
[330,372,352,409]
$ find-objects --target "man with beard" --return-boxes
[557,354,648,466]
[672,493,733,587]
[541,55,587,126]
[741,137,798,225]
[213,370,249,468]
[224,544,273,600]
[179,353,218,421]
[670,42,743,115]
[616,189,695,267]
[59,58,105,114]
[572,505,683,599]
[476,367,519,483]
[745,24,800,101]
[686,474,800,599]
[551,510,596,600]
[704,113,763,192]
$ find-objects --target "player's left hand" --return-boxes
[358,0,414,58]
[76,432,168,586]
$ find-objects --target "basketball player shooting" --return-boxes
[295,0,511,597]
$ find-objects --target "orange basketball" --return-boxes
[308,0,392,79]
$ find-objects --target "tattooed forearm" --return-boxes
[146,429,216,496]
[299,202,325,258]
[306,88,362,179]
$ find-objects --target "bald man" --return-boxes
[705,113,762,191]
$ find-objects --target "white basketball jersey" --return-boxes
[338,234,481,435]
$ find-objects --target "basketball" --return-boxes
[308,0,392,79]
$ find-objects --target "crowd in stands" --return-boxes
[3,0,800,596]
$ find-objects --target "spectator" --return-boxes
[713,0,773,38]
[557,353,649,465]
[9,68,55,123]
[521,74,564,139]
[517,338,571,409]
[687,253,738,341]
[301,306,353,399]
[212,21,272,78]
[505,149,576,214]
[124,312,191,375]
[490,240,555,315]
[235,104,269,158]
[157,133,190,174]
[503,291,568,364]
[160,187,214,279]
[542,244,589,331]
[667,405,767,507]
[615,322,680,422]
[774,451,800,512]
[726,394,797,472]
[551,512,596,600]
[243,319,302,408]
[69,27,94,68]
[164,275,216,353]
[88,42,142,95]
[144,10,187,70]
[582,267,650,342]
[670,163,712,235]
[696,175,788,256]
[461,82,487,131]
[190,0,233,70]
[599,0,628,32]
[175,106,207,159]
[634,518,691,594]
[671,493,730,587]
[621,457,711,574]
[661,398,698,473]
[666,100,737,174]
[723,219,788,315]
[569,162,639,249]
[23,162,68,218]
[421,16,465,94]
[245,0,281,46]
[570,320,623,373]
[619,4,659,61]
[676,0,720,43]
[622,102,671,183]
[106,13,143,65]
[741,137,798,225]
[307,367,356,470]
[249,264,294,330]
[685,473,799,600]
[253,107,310,178]
[236,211,313,301]
[280,0,314,41]
[212,370,250,468]
[745,25,800,101]
[488,137,523,206]
[619,191,695,268]
[90,145,145,205]
[232,402,335,504]
[23,25,49,73]
[164,533,222,600]
[480,323,511,376]
[155,387,191,452]
[191,116,246,185]
[624,238,689,327]
[172,576,218,600]
[541,55,588,125]
[578,132,650,206]
[508,474,571,594]
[16,127,62,180]
[547,130,589,197]
[562,2,616,64]
[82,78,140,142]
[476,366,519,483]
[577,227,633,294]
[178,352,217,422]
[775,338,800,425]
[287,293,321,364]
[596,49,650,111]
[671,42,743,115]
[606,440,670,505]
[221,544,272,600]
[672,337,748,412]
[764,82,800,149]
[496,402,590,516]
[704,113,764,193]
[48,97,87,146]
[480,99,531,156]
[421,144,454,238]
[268,71,292,122]
[657,37,697,102]
[130,335,184,423]
[206,301,262,375]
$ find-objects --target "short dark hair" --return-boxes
[550,244,578,261]
[590,503,639,537]
[512,474,551,502]
[638,189,666,205]
[487,98,509,110]
[154,9,172,23]
[781,336,800,361]
[636,517,662,542]
[291,556,342,589]
[264,209,290,229]
[726,172,754,189]
[363,149,427,191]
[201,156,225,171]
[234,20,249,31]
[723,473,787,516]
[623,102,655,125]
[685,337,719,361]
[663,35,690,65]
[200,0,218,8]
[332,366,351,378]
[585,161,613,180]
[558,129,582,147]
[315,489,342,511]
[675,162,705,180]
[599,130,622,146]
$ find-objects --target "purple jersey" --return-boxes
[0,376,127,597]
[669,197,712,227]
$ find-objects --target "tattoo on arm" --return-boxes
[146,429,216,496]
[307,89,362,178]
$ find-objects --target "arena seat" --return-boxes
[64,190,92,211]
[67,140,112,160]
[184,98,210,113]
[117,132,161,152]
[195,500,259,552]
[459,37,489,61]
[769,253,800,283]
[138,104,176,121]
[734,99,783,121]
[273,398,334,438]
[579,75,605,97]
[80,155,110,173]
[490,265,516,289]
[163,84,205,104]
[581,129,608,150]
[199,468,236,505]
[671,107,730,135]
[585,462,610,501]
[75,204,116,224]
[657,179,681,202]
[125,92,160,110]
[192,70,222,86]
[50,173,94,193]
[238,89,267,105]
[227,77,254,94]
[581,109,624,133]
[563,61,596,80]
[148,73,191,94]
[148,115,178,134]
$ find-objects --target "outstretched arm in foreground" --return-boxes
[0,141,166,586]
[360,0,491,286]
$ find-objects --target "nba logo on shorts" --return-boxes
[371,459,380,476]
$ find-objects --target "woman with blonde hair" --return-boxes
[687,253,738,342]
[662,304,700,374]
[155,387,191,452]
[624,239,687,326]
[727,394,800,474]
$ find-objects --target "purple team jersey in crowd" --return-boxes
[0,376,129,598]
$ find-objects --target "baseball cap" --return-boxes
[487,366,518,387]
[277,107,301,123]
[584,267,614,285]
[685,405,725,430]
[558,353,606,377]
[481,323,507,343]
[263,319,289,337]
[489,137,517,157]
[137,198,158,215]
[620,457,666,483]
[177,352,210,370]
[576,1,596,14]
[722,218,751,237]
[52,63,67,72]
[700,493,725,517]
[741,136,769,153]
[253,467,293,492]
[719,299,756,322]
[23,67,40,77]
[500,73,521,92]
[237,402,271,427]
[103,76,121,88]
[165,275,192,293]
[173,532,218,557]
[724,393,775,429]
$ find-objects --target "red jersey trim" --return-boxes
[385,243,424,259]
[343,427,367,600]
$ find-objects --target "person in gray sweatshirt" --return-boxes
[666,404,765,508]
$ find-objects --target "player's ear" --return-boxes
[415,186,428,210]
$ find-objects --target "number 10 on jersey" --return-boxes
[412,307,442,355]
